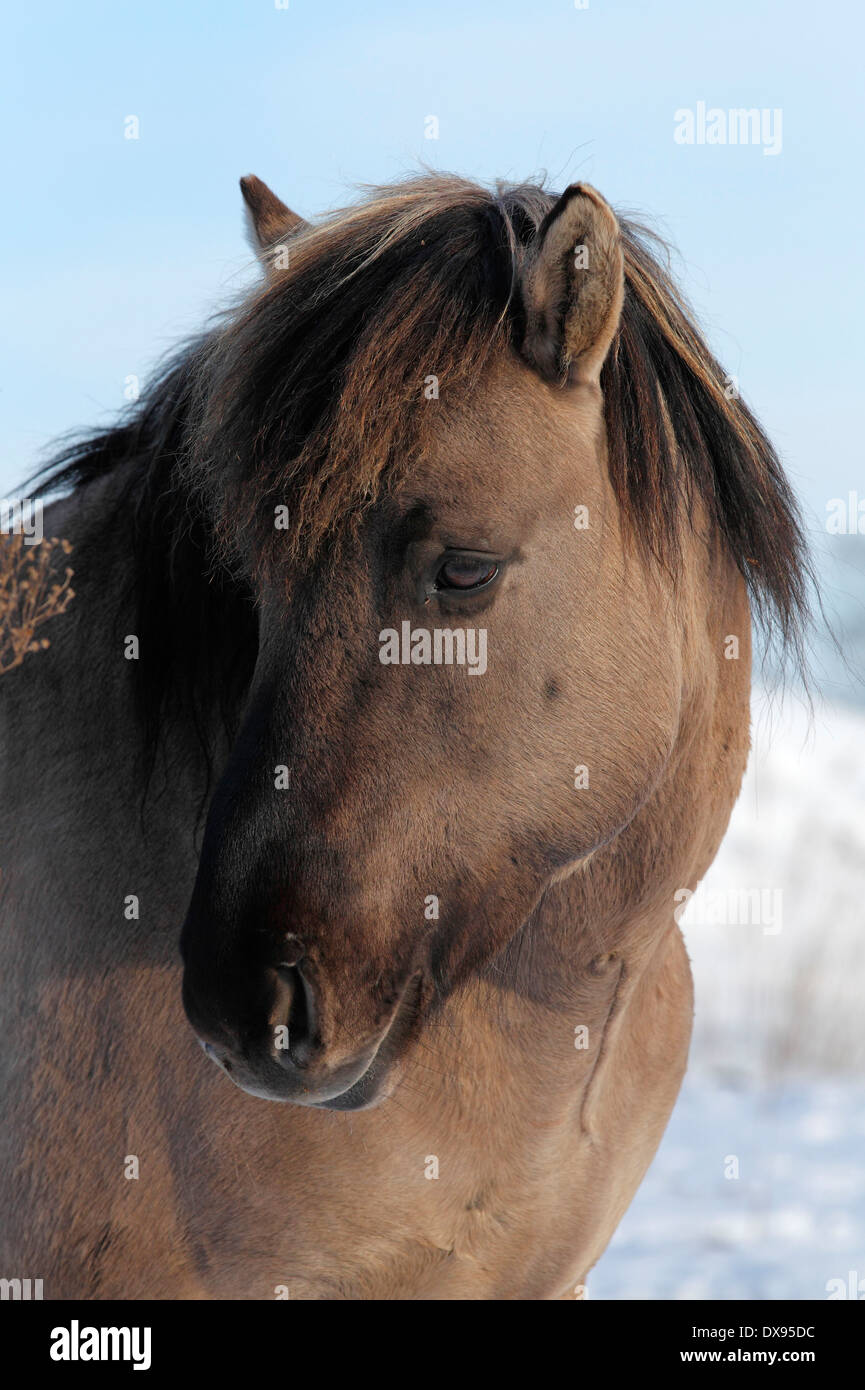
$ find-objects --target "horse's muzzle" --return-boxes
[184,963,424,1110]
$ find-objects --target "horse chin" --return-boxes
[310,1063,401,1111]
[215,1049,403,1111]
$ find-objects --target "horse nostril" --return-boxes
[277,933,305,969]
[272,963,318,1069]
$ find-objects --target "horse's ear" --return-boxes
[520,183,624,386]
[240,174,308,255]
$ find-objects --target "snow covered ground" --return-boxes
[591,1073,865,1300]
[591,692,865,1299]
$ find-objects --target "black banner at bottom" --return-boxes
[0,1298,859,1377]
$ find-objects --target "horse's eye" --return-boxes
[436,558,499,592]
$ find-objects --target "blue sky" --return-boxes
[2,0,862,545]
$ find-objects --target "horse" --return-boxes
[0,172,808,1299]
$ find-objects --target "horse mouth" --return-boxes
[197,971,425,1111]
[311,972,425,1111]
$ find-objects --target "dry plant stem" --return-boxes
[0,535,75,674]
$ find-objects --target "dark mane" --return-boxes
[32,172,811,748]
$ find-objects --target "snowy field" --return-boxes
[591,693,865,1300]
